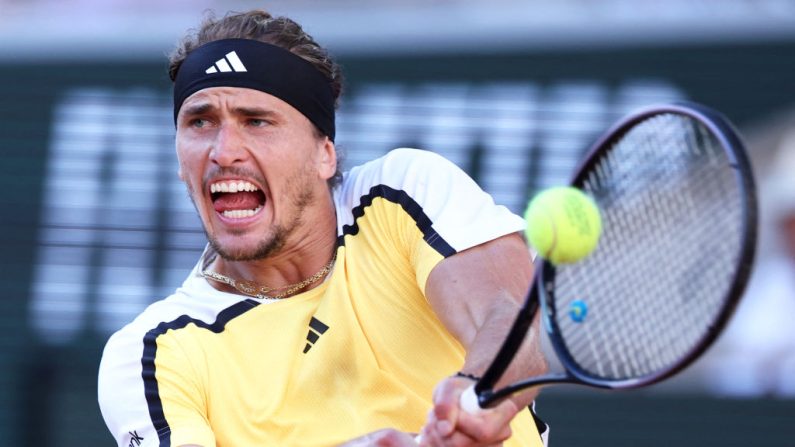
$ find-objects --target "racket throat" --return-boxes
[480,372,582,407]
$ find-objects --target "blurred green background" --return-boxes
[2,1,795,445]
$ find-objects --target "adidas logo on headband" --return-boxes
[205,51,248,74]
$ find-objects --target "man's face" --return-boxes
[175,87,336,261]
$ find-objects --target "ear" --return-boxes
[316,137,337,180]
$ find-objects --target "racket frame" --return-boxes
[474,101,758,408]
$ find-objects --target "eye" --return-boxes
[248,118,268,127]
[189,118,208,128]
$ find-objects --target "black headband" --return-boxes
[173,38,336,141]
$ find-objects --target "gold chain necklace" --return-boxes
[201,255,336,300]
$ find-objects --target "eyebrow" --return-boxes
[180,102,214,118]
[233,106,278,118]
[179,103,279,119]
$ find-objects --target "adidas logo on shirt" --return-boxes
[303,317,329,353]
[205,51,248,74]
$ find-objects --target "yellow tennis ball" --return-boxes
[524,186,602,265]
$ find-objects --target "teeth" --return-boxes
[211,180,259,194]
[222,206,262,219]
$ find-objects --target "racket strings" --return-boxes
[553,113,745,381]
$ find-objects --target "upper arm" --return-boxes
[424,232,533,350]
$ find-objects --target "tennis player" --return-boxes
[98,9,547,447]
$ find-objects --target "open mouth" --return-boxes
[210,180,266,219]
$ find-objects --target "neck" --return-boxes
[207,201,338,297]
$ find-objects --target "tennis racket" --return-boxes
[460,101,758,412]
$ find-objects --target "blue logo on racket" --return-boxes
[569,300,588,323]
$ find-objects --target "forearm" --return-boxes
[426,233,547,409]
[460,300,547,409]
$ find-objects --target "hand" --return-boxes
[419,376,519,447]
[338,429,419,446]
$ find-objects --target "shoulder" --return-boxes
[98,290,200,391]
[103,277,209,347]
[98,269,251,393]
[336,148,479,212]
[335,148,524,253]
[346,147,467,188]
[375,147,459,172]
[98,274,254,445]
[97,294,191,446]
[100,273,254,361]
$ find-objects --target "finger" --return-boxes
[454,403,515,442]
[441,431,481,447]
[422,427,479,447]
[418,409,440,447]
[430,380,464,437]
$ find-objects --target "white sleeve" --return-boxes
[98,326,160,447]
[337,147,526,254]
[98,287,218,447]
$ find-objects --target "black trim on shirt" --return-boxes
[336,184,456,258]
[141,299,260,446]
[143,184,454,444]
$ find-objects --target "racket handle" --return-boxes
[459,385,483,413]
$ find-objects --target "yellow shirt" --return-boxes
[99,148,542,447]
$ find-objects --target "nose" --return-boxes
[210,124,249,166]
